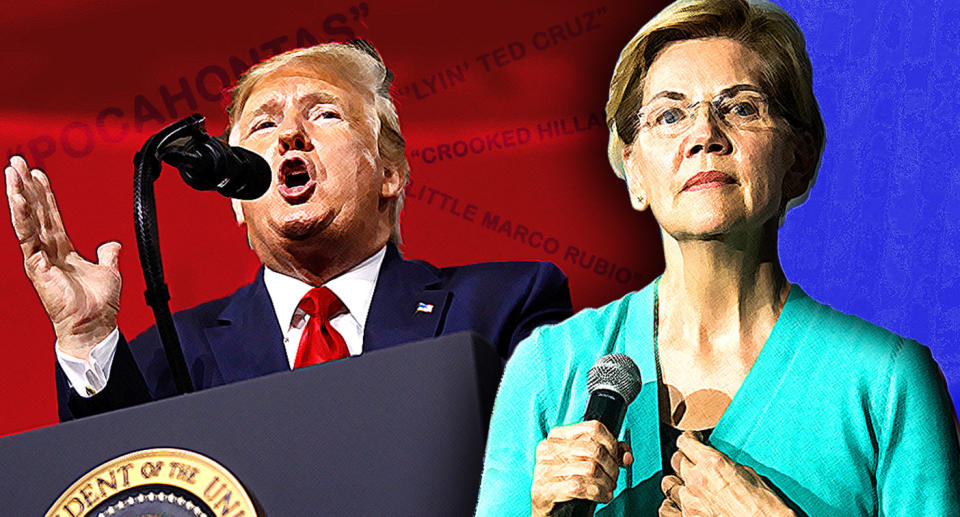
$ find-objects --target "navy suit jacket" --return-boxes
[56,244,572,420]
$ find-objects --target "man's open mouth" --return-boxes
[277,157,316,202]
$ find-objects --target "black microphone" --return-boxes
[157,115,271,200]
[553,353,642,517]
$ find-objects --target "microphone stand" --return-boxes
[132,114,207,394]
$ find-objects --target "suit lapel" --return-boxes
[204,269,289,384]
[363,244,452,353]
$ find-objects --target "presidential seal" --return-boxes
[46,448,257,517]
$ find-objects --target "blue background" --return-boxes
[777,0,959,413]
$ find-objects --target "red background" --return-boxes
[0,0,668,436]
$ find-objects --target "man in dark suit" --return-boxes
[5,41,572,421]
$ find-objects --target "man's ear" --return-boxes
[622,147,649,211]
[380,166,402,199]
[231,198,246,225]
[783,131,817,202]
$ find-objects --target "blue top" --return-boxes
[476,282,960,516]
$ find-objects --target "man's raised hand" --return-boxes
[5,156,121,359]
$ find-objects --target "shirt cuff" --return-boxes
[55,328,120,398]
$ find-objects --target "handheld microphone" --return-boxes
[155,114,271,200]
[553,353,642,517]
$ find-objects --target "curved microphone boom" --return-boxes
[132,114,271,395]
[553,354,642,517]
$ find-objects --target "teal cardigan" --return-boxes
[476,283,960,516]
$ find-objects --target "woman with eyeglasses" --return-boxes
[476,0,960,515]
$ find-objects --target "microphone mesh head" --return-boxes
[587,354,642,404]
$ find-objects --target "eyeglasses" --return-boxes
[636,91,778,139]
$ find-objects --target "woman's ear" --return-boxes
[622,146,649,211]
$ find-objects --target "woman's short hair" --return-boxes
[225,41,410,244]
[606,0,825,213]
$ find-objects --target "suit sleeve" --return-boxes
[55,332,153,421]
[503,262,572,357]
[875,339,960,515]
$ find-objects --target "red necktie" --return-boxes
[293,286,350,368]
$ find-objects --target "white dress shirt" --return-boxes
[57,246,387,398]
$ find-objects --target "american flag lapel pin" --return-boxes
[416,302,434,314]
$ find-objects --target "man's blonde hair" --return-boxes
[606,0,825,212]
[225,41,409,244]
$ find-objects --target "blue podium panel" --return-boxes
[0,331,502,516]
